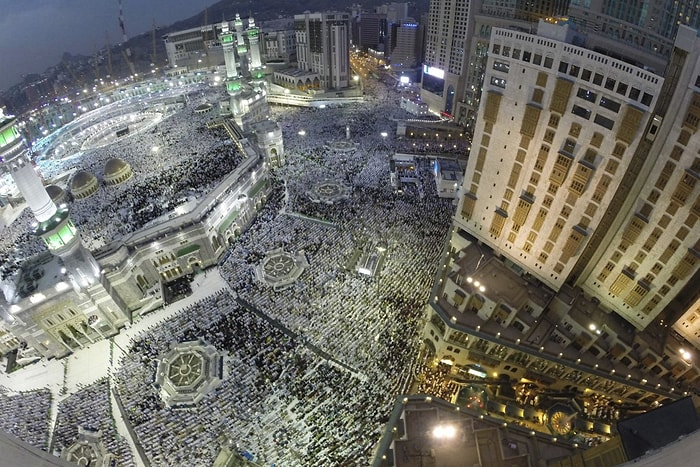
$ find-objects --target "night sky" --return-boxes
[0,0,216,91]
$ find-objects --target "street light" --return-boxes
[466,276,486,292]
[680,348,692,361]
[432,425,456,439]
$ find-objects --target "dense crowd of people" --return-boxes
[415,363,461,402]
[112,290,393,465]
[0,386,51,450]
[0,87,242,260]
[0,71,466,465]
[51,378,133,464]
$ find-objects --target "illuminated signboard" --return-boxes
[220,33,234,44]
[423,65,445,80]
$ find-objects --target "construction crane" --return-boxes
[61,59,81,88]
[117,0,136,76]
[150,19,158,66]
[93,45,101,81]
[105,31,114,78]
[202,8,211,69]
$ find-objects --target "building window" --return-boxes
[594,114,615,130]
[493,61,510,72]
[612,142,626,158]
[572,105,591,119]
[600,97,621,112]
[532,88,544,104]
[548,114,560,128]
[490,77,507,88]
[577,87,597,102]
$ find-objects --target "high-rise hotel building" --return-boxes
[423,0,700,133]
[294,12,351,90]
[421,0,473,117]
[416,22,700,412]
[454,21,700,332]
[421,0,569,126]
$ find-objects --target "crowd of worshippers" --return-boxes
[0,386,51,451]
[0,72,469,465]
[50,378,133,463]
[112,291,390,465]
[0,89,241,279]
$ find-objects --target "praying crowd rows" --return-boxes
[0,386,51,450]
[0,73,465,465]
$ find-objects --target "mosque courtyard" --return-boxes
[0,76,457,465]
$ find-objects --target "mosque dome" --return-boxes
[70,170,99,199]
[45,184,67,205]
[103,157,133,186]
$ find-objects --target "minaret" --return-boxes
[220,20,238,79]
[0,113,99,291]
[222,19,243,116]
[234,14,247,57]
[0,116,55,222]
[247,16,263,79]
[0,112,129,358]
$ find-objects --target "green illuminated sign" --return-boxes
[0,125,19,147]
[44,222,76,250]
[238,45,248,54]
[221,34,234,44]
[227,81,241,92]
[247,29,259,37]
[58,222,76,244]
[44,232,64,250]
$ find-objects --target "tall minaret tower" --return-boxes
[0,112,129,358]
[247,16,263,79]
[220,20,238,79]
[0,113,99,291]
[234,13,249,74]
[234,13,247,57]
[222,17,244,115]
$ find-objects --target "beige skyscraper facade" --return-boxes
[455,22,700,331]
